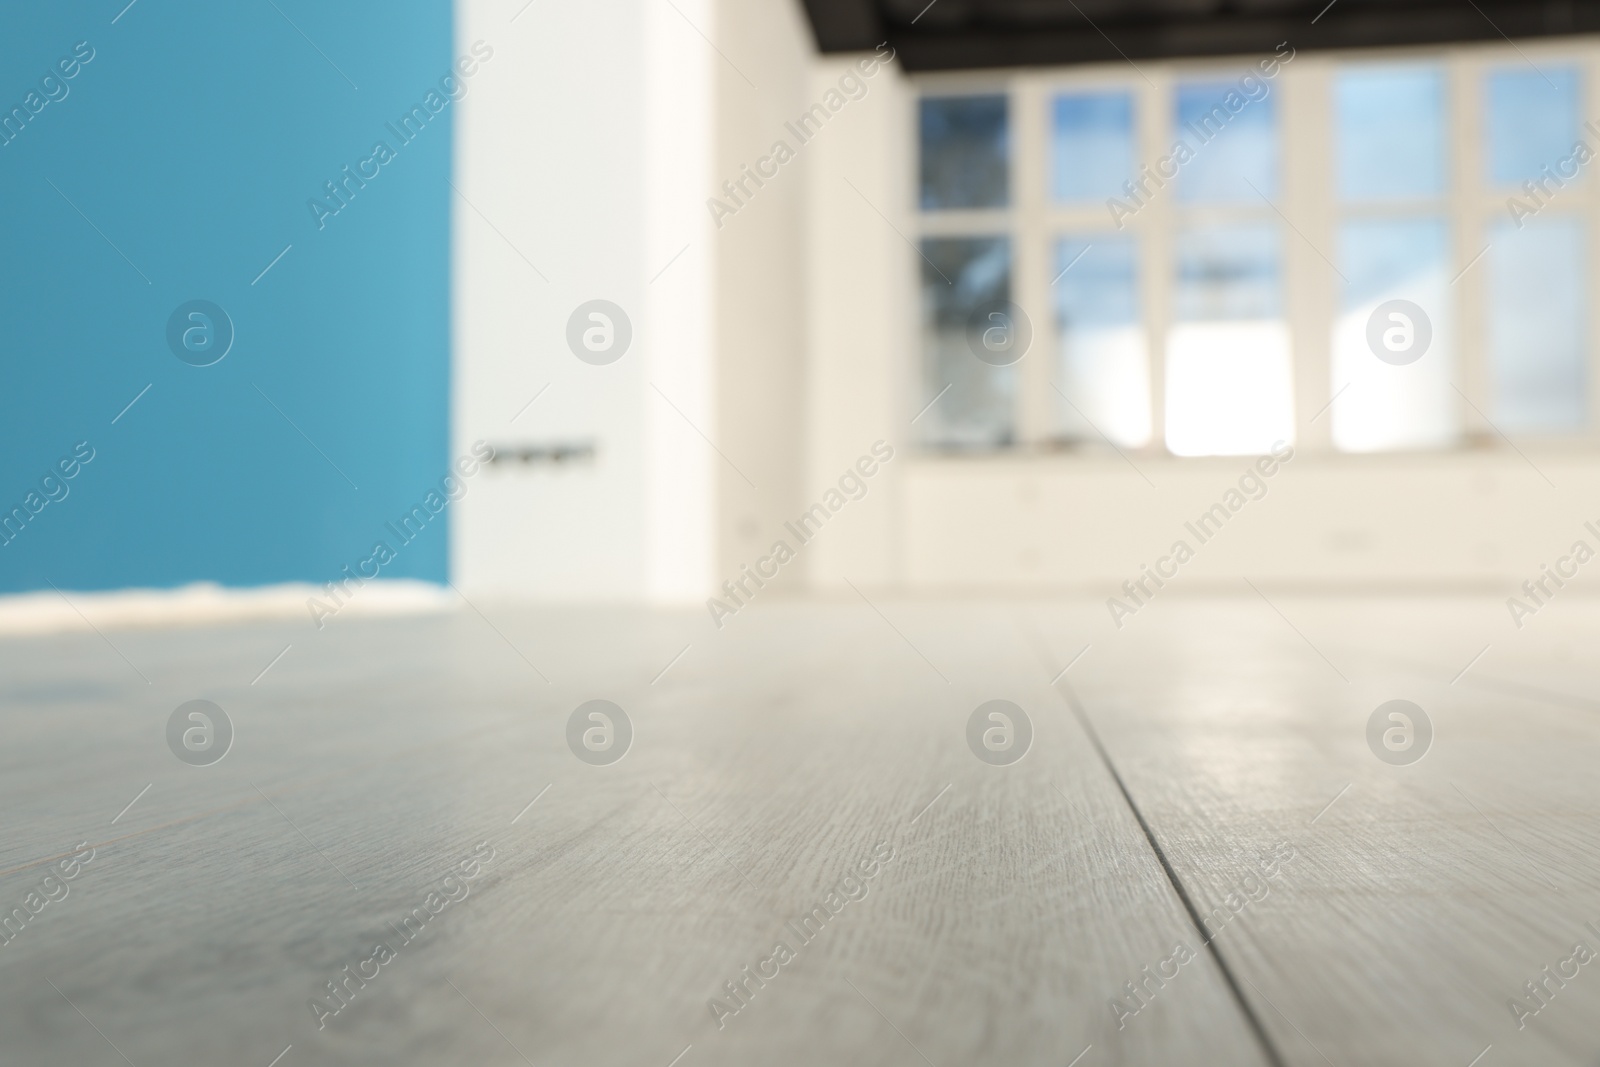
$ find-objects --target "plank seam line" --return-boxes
[1058,683,1289,1067]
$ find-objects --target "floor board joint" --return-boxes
[1060,683,1290,1067]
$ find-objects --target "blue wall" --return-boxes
[0,0,452,593]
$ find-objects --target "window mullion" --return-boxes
[1013,75,1053,448]
[1451,52,1489,435]
[1137,69,1172,455]
[1284,56,1336,454]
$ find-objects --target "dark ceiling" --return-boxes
[798,0,1600,70]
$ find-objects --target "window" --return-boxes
[1485,67,1580,188]
[1165,77,1291,455]
[1331,65,1456,453]
[920,95,1010,211]
[1484,65,1588,432]
[1050,91,1150,448]
[1336,66,1445,201]
[1488,217,1587,431]
[919,237,1015,448]
[1333,217,1456,451]
[1167,223,1293,456]
[1051,91,1134,202]
[1174,80,1279,202]
[914,48,1596,456]
[1053,235,1148,446]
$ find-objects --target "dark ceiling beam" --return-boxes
[798,0,886,52]
[798,0,1600,71]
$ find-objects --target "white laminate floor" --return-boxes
[2,594,1597,1066]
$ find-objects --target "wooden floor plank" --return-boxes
[0,604,1270,1066]
[1048,595,1600,1067]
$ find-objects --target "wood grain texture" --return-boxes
[1042,595,1600,1067]
[0,602,1271,1066]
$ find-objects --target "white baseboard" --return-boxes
[0,580,455,636]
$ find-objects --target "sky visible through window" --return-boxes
[917,59,1591,454]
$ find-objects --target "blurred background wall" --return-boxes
[0,1,452,595]
[7,0,1600,610]
[451,0,829,604]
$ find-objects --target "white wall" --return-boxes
[802,54,913,591]
[452,0,714,602]
[644,0,717,602]
[709,0,816,592]
[453,10,1600,602]
[902,452,1600,592]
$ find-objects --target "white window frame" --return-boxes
[911,37,1600,458]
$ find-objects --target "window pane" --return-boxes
[919,95,1009,210]
[919,237,1015,447]
[1053,237,1149,446]
[1488,216,1587,431]
[1485,67,1580,188]
[1336,66,1445,201]
[1172,223,1281,320]
[1175,80,1278,203]
[1052,91,1134,202]
[1331,218,1457,452]
[1166,223,1293,455]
